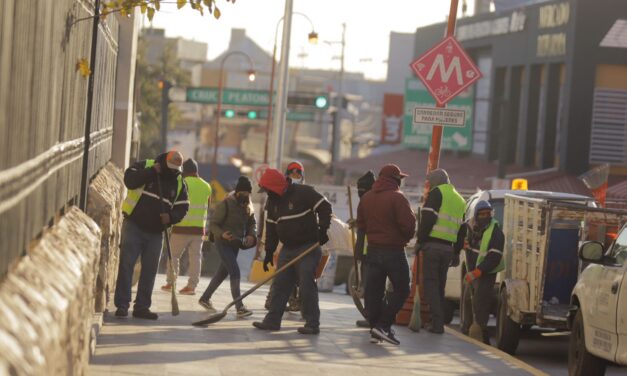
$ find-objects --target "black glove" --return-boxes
[318,228,329,245]
[450,252,460,267]
[263,250,274,272]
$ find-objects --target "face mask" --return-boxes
[292,178,303,184]
[392,176,402,187]
[476,217,491,230]
[236,194,250,205]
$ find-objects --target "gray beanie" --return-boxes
[427,168,450,188]
[183,158,198,174]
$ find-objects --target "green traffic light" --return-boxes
[225,109,235,118]
[247,111,257,119]
[315,96,328,109]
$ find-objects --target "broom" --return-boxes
[156,173,180,316]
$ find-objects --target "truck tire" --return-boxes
[569,309,606,376]
[496,288,521,355]
[443,299,455,325]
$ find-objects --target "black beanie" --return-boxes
[357,170,376,198]
[183,158,198,174]
[235,176,253,193]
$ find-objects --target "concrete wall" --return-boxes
[0,208,101,375]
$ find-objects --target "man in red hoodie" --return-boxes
[356,164,416,345]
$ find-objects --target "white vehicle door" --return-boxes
[584,246,624,361]
[610,229,627,364]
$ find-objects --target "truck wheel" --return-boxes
[496,288,520,355]
[442,300,455,324]
[569,309,606,376]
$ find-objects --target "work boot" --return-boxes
[356,319,370,328]
[371,327,400,346]
[297,326,320,335]
[115,308,128,318]
[161,283,172,292]
[198,298,216,312]
[236,306,253,318]
[252,321,280,331]
[133,308,158,320]
[179,286,195,295]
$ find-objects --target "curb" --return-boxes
[444,327,549,376]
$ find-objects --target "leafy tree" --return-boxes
[135,34,191,159]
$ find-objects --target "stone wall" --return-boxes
[86,162,125,313]
[0,207,101,375]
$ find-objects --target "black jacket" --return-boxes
[455,221,505,273]
[265,183,332,253]
[124,153,189,233]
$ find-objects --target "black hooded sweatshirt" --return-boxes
[124,153,189,233]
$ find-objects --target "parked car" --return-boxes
[569,223,627,376]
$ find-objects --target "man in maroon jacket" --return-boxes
[357,164,416,345]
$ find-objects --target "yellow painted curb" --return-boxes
[444,327,549,376]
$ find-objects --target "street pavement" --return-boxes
[90,273,539,376]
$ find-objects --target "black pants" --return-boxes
[365,247,410,330]
[422,242,453,331]
[263,242,321,328]
[461,272,496,342]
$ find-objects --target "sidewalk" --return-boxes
[90,274,537,376]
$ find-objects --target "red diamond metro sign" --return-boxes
[410,36,482,107]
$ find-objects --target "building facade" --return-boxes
[414,0,627,174]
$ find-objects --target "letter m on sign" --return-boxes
[410,36,482,106]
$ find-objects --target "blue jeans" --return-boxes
[365,247,410,330]
[263,242,322,328]
[114,219,163,311]
[201,241,243,309]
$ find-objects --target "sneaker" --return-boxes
[115,308,128,318]
[198,298,216,312]
[132,308,158,320]
[236,307,253,318]
[356,319,370,328]
[161,283,172,292]
[371,327,400,346]
[252,321,280,331]
[369,332,383,344]
[179,286,196,295]
[297,326,320,335]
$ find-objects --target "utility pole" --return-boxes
[330,23,346,172]
[497,68,512,178]
[160,80,171,153]
[273,0,294,170]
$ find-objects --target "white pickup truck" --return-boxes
[569,223,627,376]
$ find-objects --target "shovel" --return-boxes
[156,174,180,316]
[192,242,320,326]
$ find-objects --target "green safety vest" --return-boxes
[476,219,505,274]
[121,159,183,216]
[175,176,212,228]
[428,184,465,242]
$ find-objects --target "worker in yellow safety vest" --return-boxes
[161,158,212,295]
[415,168,465,334]
[114,151,189,320]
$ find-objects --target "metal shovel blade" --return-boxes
[192,310,227,327]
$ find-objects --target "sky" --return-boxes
[145,1,475,81]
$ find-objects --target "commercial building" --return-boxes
[413,0,627,175]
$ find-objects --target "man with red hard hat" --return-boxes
[253,168,332,334]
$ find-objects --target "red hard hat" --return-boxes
[285,161,305,176]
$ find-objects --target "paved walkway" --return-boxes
[90,274,538,376]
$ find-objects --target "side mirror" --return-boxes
[579,241,605,263]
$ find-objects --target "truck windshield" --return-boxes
[492,200,505,224]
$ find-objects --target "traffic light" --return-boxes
[287,92,329,110]
[314,95,328,109]
[247,111,258,119]
[224,109,235,118]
